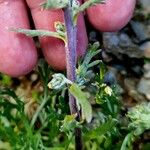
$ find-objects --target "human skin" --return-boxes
[85,0,136,32]
[26,0,88,70]
[0,0,136,76]
[0,0,38,77]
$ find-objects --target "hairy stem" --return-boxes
[64,2,77,115]
[64,1,83,149]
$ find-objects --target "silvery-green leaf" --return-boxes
[11,28,66,43]
[41,0,68,9]
[48,73,72,90]
[74,0,105,16]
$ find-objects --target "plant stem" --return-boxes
[64,1,83,149]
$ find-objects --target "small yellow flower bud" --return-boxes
[104,86,112,96]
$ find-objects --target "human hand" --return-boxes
[0,0,88,77]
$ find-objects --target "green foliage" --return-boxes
[121,133,134,150]
[40,0,105,25]
[128,102,150,135]
[60,114,81,137]
[75,0,105,15]
[69,83,92,123]
[95,63,120,117]
[41,0,68,9]
[1,57,150,149]
[121,102,150,150]
[48,73,72,90]
[11,22,67,44]
[0,88,39,150]
[0,63,69,150]
[0,46,150,149]
[76,42,101,86]
[0,74,12,86]
[84,117,117,140]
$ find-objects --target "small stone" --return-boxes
[104,71,117,86]
[144,71,150,79]
[144,63,150,71]
[137,78,150,100]
[124,78,144,102]
[143,63,150,79]
[30,73,38,82]
[130,21,149,42]
[141,42,150,58]
[89,31,97,42]
[101,51,112,62]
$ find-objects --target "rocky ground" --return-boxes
[100,0,150,107]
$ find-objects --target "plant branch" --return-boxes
[11,28,66,43]
[75,0,105,15]
[64,1,83,149]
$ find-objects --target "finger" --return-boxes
[26,0,88,70]
[0,0,37,77]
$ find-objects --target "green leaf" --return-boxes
[100,61,106,82]
[41,0,68,9]
[76,42,101,86]
[0,74,12,86]
[69,83,92,123]
[60,114,81,134]
[85,118,117,139]
[10,28,66,43]
[74,0,105,16]
[121,133,134,150]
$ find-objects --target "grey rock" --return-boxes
[103,32,144,59]
[137,78,150,100]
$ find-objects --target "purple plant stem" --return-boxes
[64,7,77,114]
[64,2,83,150]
